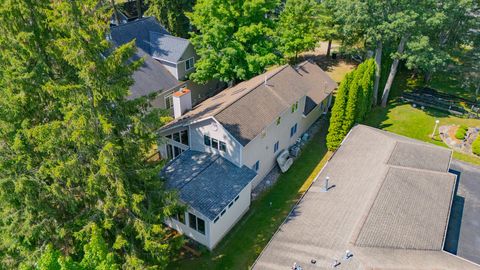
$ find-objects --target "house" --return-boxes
[252,125,480,270]
[109,16,222,111]
[159,61,337,250]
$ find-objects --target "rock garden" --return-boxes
[439,125,480,157]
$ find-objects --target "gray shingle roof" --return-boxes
[110,17,188,98]
[160,150,256,220]
[150,31,191,63]
[160,61,337,145]
[253,125,479,270]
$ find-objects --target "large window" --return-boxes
[166,144,173,159]
[165,95,173,109]
[172,132,180,142]
[176,212,185,224]
[204,135,211,146]
[211,138,219,149]
[188,212,205,235]
[185,57,194,71]
[219,141,226,152]
[180,130,188,145]
[290,123,298,137]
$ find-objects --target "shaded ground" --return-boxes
[445,160,480,265]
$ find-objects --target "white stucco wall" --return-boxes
[189,118,243,166]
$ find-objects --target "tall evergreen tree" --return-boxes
[145,0,194,38]
[187,0,280,84]
[0,1,182,268]
[326,72,352,150]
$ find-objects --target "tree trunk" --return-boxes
[326,39,332,57]
[424,70,431,83]
[136,0,142,18]
[110,0,120,25]
[381,35,408,107]
[373,40,382,105]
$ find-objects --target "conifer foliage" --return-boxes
[326,59,376,150]
[0,1,182,268]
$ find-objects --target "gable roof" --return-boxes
[109,17,189,98]
[160,150,256,220]
[160,61,337,145]
[150,31,192,63]
[253,125,480,270]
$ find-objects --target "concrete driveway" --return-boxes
[445,160,480,265]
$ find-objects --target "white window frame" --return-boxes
[165,94,173,109]
[185,57,195,71]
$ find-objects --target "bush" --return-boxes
[327,72,352,150]
[455,125,468,140]
[472,136,480,156]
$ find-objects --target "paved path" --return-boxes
[446,160,480,265]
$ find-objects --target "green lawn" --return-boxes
[168,121,331,270]
[364,66,480,166]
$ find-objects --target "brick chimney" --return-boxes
[173,88,192,119]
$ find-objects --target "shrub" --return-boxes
[455,125,468,140]
[327,72,352,150]
[472,136,480,156]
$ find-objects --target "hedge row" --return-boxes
[473,136,480,156]
[326,59,376,150]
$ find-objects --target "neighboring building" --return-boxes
[253,125,480,270]
[109,16,222,111]
[159,61,337,249]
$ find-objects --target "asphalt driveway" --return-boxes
[445,160,480,265]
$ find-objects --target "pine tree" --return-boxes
[0,1,182,268]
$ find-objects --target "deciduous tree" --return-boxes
[187,0,280,84]
[145,0,194,38]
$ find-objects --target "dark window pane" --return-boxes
[235,195,239,201]
[214,216,219,223]
[219,141,226,152]
[180,130,189,145]
[174,146,181,157]
[204,135,211,146]
[189,213,197,230]
[166,134,172,139]
[177,213,185,224]
[228,201,233,208]
[173,132,180,142]
[212,138,219,149]
[221,209,226,216]
[166,145,173,159]
[197,218,205,234]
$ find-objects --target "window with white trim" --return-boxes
[165,94,173,109]
[185,57,194,71]
[188,212,205,234]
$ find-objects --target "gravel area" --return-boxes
[251,116,327,200]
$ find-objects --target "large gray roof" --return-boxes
[160,150,256,220]
[161,61,337,145]
[110,17,188,98]
[253,125,480,270]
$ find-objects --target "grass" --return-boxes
[168,122,332,270]
[364,65,480,166]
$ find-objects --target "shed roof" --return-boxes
[160,61,337,145]
[160,150,256,220]
[253,125,479,270]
